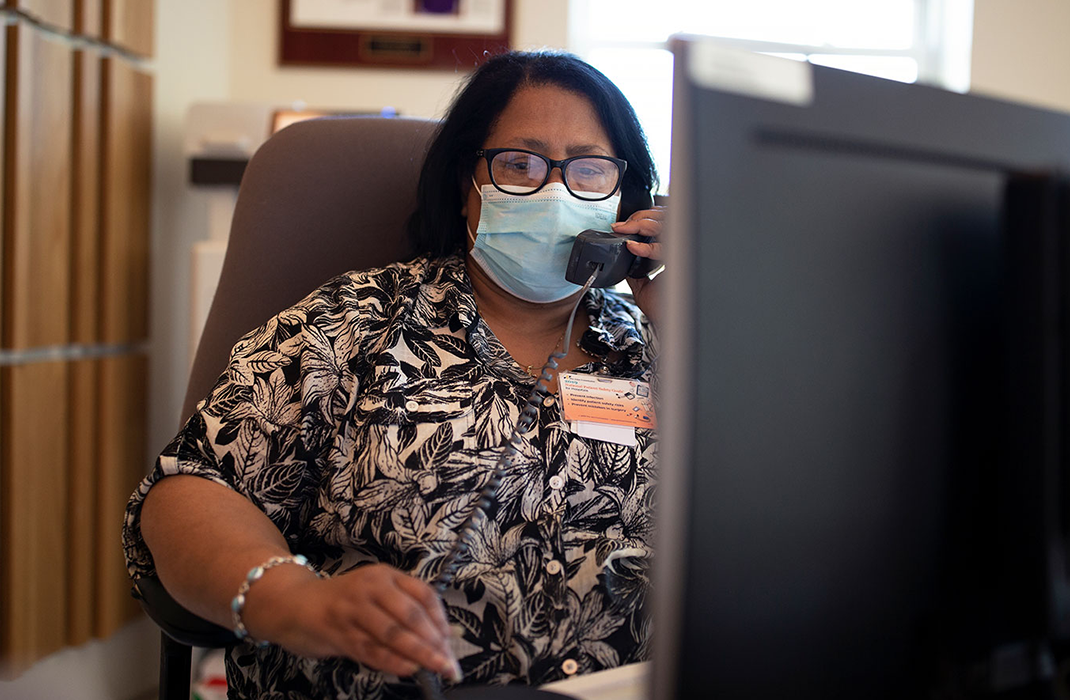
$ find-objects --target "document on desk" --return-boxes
[540,661,648,700]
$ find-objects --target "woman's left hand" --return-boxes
[611,205,666,324]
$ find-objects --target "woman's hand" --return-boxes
[245,563,462,682]
[612,205,666,323]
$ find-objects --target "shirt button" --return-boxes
[548,475,564,490]
[545,560,562,575]
[561,659,579,676]
[543,395,556,407]
[405,400,419,411]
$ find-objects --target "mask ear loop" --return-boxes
[467,175,484,245]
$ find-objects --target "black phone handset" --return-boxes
[564,229,655,288]
[415,267,602,700]
[563,187,661,288]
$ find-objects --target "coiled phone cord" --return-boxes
[415,269,601,700]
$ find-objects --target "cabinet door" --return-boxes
[3,18,74,351]
[0,363,72,670]
[93,354,146,636]
[100,57,151,345]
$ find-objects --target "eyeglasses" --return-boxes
[476,148,627,201]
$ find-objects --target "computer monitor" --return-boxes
[654,36,1070,699]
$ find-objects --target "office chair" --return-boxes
[132,115,439,700]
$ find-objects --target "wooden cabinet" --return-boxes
[0,0,153,674]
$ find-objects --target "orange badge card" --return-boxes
[558,373,657,429]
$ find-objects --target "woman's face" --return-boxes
[461,84,617,248]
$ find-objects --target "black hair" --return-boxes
[407,50,659,258]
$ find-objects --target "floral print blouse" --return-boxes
[123,253,658,699]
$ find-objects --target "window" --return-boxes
[569,0,975,193]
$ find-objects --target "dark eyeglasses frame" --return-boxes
[475,148,628,202]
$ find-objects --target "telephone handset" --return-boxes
[565,229,654,287]
[565,188,659,288]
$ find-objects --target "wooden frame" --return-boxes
[279,0,512,69]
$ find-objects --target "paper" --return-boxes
[571,421,637,447]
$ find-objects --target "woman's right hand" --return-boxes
[244,562,462,682]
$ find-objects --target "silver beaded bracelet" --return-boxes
[231,554,325,646]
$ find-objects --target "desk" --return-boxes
[540,662,648,700]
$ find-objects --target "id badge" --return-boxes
[558,373,656,429]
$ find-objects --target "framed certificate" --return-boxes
[280,0,512,69]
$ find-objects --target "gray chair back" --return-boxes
[182,116,439,421]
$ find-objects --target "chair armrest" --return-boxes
[132,575,237,648]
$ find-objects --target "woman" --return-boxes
[124,50,664,699]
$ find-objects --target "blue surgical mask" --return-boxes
[468,181,621,303]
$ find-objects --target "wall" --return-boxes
[147,0,233,462]
[970,0,1070,113]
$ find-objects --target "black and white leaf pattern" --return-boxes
[250,460,307,504]
[243,349,291,375]
[405,332,440,369]
[123,254,657,699]
[438,351,482,379]
[474,382,514,449]
[428,492,481,533]
[416,422,453,470]
[352,479,411,510]
[429,332,469,357]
